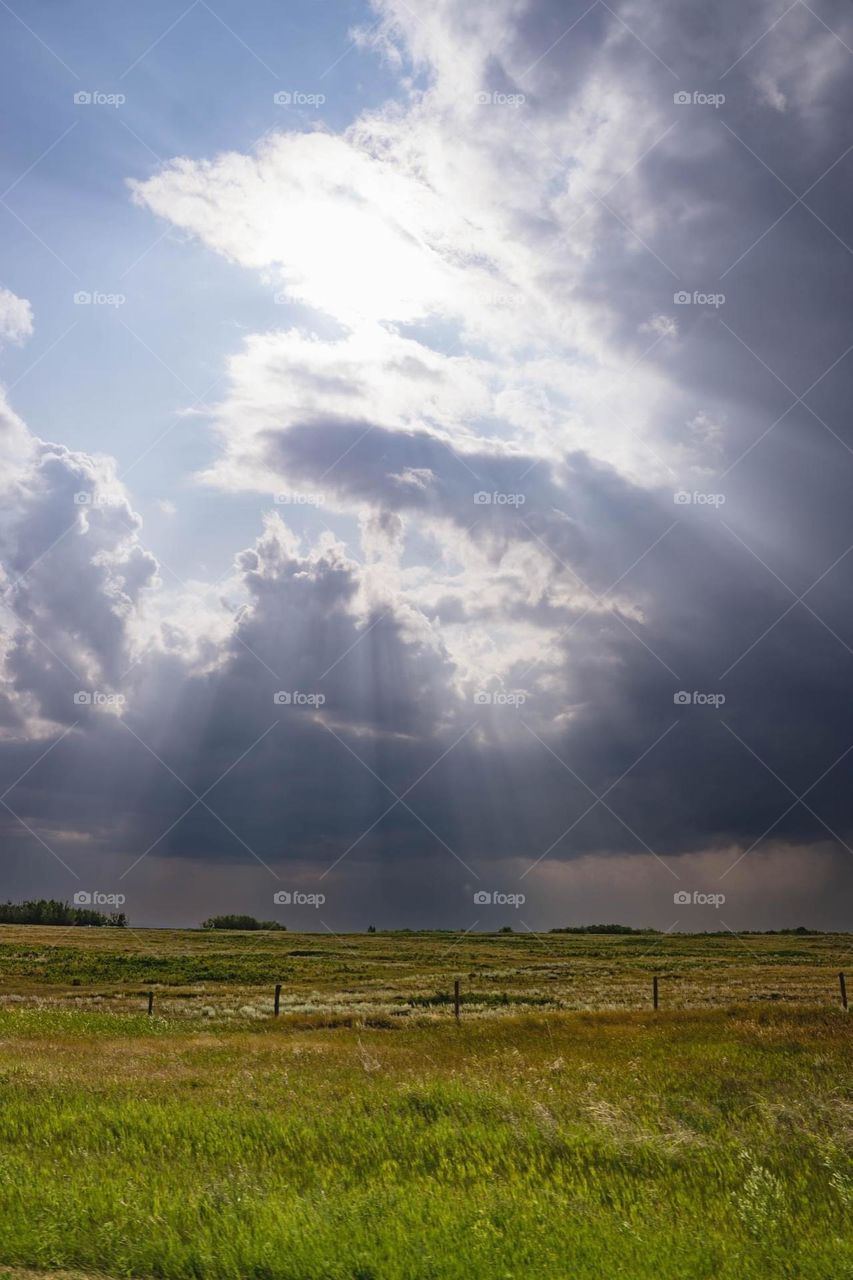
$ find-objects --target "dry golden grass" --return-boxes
[0,924,847,1024]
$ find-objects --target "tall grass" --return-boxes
[0,1006,849,1278]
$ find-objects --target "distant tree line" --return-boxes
[360,924,834,935]
[549,924,651,934]
[361,925,658,935]
[201,915,287,931]
[0,899,127,927]
[358,925,655,935]
[549,924,826,936]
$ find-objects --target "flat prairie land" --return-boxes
[0,927,850,1279]
[0,924,848,1017]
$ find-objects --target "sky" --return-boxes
[1,0,852,934]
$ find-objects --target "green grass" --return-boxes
[0,925,848,1017]
[0,929,850,1278]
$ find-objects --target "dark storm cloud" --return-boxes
[255,406,853,847]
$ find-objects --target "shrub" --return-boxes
[201,915,286,931]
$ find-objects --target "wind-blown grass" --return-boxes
[0,1004,850,1279]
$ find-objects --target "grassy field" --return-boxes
[0,927,850,1279]
[0,924,848,1017]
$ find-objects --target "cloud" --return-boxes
[0,288,33,346]
[0,400,159,738]
[2,0,853,926]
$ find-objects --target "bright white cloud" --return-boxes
[0,288,33,346]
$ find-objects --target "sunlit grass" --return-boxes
[0,929,850,1278]
[0,926,847,1021]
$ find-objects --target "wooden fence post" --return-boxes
[147,991,154,1016]
[274,983,282,1017]
[653,976,659,1010]
[454,978,461,1020]
[840,972,848,1011]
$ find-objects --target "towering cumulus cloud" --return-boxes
[2,0,853,927]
